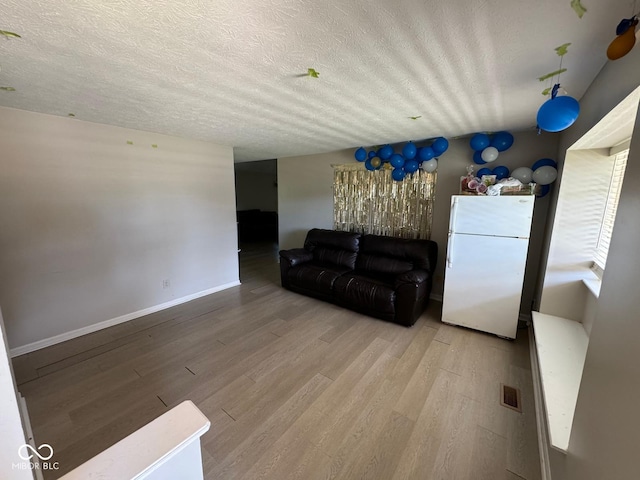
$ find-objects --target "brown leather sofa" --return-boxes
[279,229,438,327]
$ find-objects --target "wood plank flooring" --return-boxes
[13,242,541,479]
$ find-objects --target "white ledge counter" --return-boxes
[59,400,210,480]
[532,312,589,453]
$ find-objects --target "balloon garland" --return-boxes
[469,131,514,165]
[353,137,449,181]
[465,157,557,197]
[473,158,558,198]
[356,138,558,197]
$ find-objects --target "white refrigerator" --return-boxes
[441,195,534,339]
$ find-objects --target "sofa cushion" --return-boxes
[303,229,361,269]
[287,263,351,297]
[304,228,361,252]
[359,234,436,272]
[305,229,359,248]
[333,274,396,314]
[356,253,414,276]
[313,247,358,269]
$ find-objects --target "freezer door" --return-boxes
[442,233,529,339]
[449,195,534,238]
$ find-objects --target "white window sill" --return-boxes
[532,312,589,453]
[582,277,601,298]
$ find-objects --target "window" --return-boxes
[594,148,629,271]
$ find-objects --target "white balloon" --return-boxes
[422,158,438,172]
[532,166,558,185]
[481,146,499,163]
[511,167,533,184]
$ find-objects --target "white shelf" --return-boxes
[531,312,589,453]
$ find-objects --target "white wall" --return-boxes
[0,107,239,352]
[278,149,354,250]
[278,131,559,314]
[234,160,278,212]
[543,46,640,480]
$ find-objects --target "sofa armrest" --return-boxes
[395,269,432,326]
[279,248,313,290]
[280,248,313,267]
[395,269,429,287]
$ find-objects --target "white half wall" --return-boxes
[0,308,33,480]
[0,107,239,351]
[277,131,559,314]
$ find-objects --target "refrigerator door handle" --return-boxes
[447,197,458,269]
[449,197,459,232]
[447,231,454,268]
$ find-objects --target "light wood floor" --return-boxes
[13,243,541,480]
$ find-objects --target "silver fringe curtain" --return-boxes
[333,163,436,239]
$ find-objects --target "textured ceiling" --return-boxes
[0,0,633,161]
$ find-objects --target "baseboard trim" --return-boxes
[10,280,241,357]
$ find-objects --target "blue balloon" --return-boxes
[418,146,435,162]
[537,95,580,133]
[531,158,558,171]
[432,137,449,155]
[473,151,487,165]
[368,150,376,159]
[355,147,366,162]
[379,145,393,160]
[390,154,405,168]
[477,167,492,177]
[404,159,419,173]
[490,131,514,152]
[365,158,375,171]
[537,184,550,198]
[470,133,491,151]
[492,166,510,180]
[392,168,406,181]
[402,142,417,159]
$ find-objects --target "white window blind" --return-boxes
[594,149,628,269]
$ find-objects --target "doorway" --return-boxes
[234,159,279,280]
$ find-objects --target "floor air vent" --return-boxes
[500,384,522,413]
